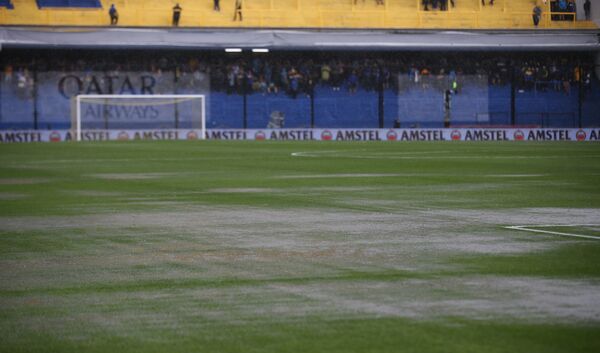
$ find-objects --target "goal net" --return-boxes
[72,94,205,141]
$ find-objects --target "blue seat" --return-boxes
[36,0,101,8]
[0,0,14,9]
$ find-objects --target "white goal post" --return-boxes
[74,94,206,141]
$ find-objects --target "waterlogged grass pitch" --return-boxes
[1,141,600,353]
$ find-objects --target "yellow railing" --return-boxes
[0,1,596,30]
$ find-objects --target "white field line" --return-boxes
[272,173,549,179]
[274,173,416,179]
[505,224,600,240]
[486,174,547,178]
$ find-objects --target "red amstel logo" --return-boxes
[386,130,397,141]
[49,131,61,142]
[513,130,525,141]
[255,131,266,141]
[187,131,198,140]
[450,130,461,141]
[117,131,129,141]
[576,130,586,141]
[321,130,333,141]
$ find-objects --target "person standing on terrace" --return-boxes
[109,4,118,25]
[233,0,243,21]
[172,3,182,26]
[533,4,542,26]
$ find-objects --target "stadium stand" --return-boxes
[1,50,598,130]
[0,0,596,29]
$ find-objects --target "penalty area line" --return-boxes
[505,224,600,241]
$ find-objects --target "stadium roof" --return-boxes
[0,27,599,51]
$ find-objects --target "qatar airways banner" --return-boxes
[1,128,600,143]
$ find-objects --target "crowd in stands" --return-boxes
[2,50,595,98]
[550,0,576,21]
[421,0,455,11]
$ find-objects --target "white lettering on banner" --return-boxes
[0,129,598,143]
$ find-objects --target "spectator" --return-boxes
[422,0,429,11]
[533,5,542,26]
[584,0,591,20]
[567,0,575,21]
[557,0,567,20]
[321,63,331,84]
[440,0,454,11]
[348,70,358,93]
[289,73,300,98]
[331,63,343,91]
[214,0,220,11]
[109,4,118,25]
[1,50,592,99]
[233,0,243,21]
[172,3,182,26]
[3,64,13,82]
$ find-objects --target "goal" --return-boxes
[73,94,206,141]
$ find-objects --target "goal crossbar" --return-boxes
[74,94,206,141]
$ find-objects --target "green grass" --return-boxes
[453,242,600,277]
[0,140,599,353]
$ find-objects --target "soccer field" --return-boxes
[1,141,600,353]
